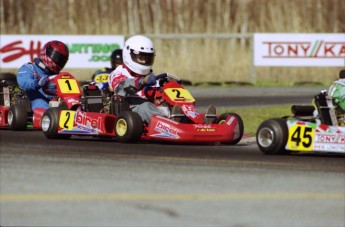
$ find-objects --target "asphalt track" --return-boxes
[190,86,328,108]
[1,87,345,226]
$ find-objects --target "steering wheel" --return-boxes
[155,73,168,87]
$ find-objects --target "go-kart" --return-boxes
[43,73,244,144]
[0,73,31,130]
[9,72,86,131]
[41,72,116,139]
[256,71,345,155]
[0,71,110,132]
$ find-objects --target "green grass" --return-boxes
[219,105,292,136]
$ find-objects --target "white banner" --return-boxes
[254,33,345,67]
[0,35,125,69]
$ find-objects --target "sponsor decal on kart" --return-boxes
[181,104,198,118]
[194,124,216,132]
[152,121,180,139]
[286,120,345,153]
[59,110,103,134]
[226,116,236,126]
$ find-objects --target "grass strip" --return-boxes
[220,105,292,135]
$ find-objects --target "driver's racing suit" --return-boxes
[328,78,345,112]
[328,77,345,124]
[16,58,55,111]
[108,64,164,124]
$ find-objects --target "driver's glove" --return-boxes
[139,74,156,86]
[46,81,57,94]
[37,77,49,88]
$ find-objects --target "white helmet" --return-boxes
[123,35,155,75]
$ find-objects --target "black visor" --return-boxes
[130,49,155,66]
[46,45,68,68]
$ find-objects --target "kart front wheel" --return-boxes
[217,112,244,145]
[256,118,290,155]
[115,111,143,143]
[41,107,71,139]
[8,104,28,131]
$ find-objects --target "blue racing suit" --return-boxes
[16,58,55,111]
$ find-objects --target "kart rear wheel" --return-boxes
[217,112,244,145]
[41,107,71,139]
[256,118,290,155]
[0,73,19,107]
[8,104,28,130]
[0,73,18,86]
[115,111,143,143]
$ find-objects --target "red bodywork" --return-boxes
[49,72,82,109]
[0,84,11,127]
[140,81,242,143]
[56,110,116,136]
[0,106,9,127]
[54,79,242,144]
[143,115,241,143]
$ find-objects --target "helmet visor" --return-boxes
[46,45,68,68]
[130,49,155,66]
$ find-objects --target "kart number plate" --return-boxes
[287,124,314,151]
[57,79,80,94]
[94,74,109,83]
[59,110,76,130]
[165,88,195,103]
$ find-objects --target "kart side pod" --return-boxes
[145,113,243,144]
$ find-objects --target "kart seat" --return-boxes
[83,85,103,112]
[110,96,130,115]
[291,105,315,116]
[314,92,337,125]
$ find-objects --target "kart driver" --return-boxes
[91,48,123,91]
[108,35,180,124]
[328,70,345,124]
[17,40,69,111]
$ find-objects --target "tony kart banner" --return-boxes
[254,33,345,67]
[0,35,125,69]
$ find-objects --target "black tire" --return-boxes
[115,111,143,143]
[41,107,71,139]
[256,118,290,155]
[217,113,244,145]
[0,73,19,106]
[0,73,18,86]
[8,104,28,130]
[15,96,31,112]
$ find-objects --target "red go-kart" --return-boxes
[42,74,244,144]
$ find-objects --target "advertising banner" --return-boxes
[254,33,345,67]
[0,35,125,69]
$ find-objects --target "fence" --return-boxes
[1,33,343,85]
